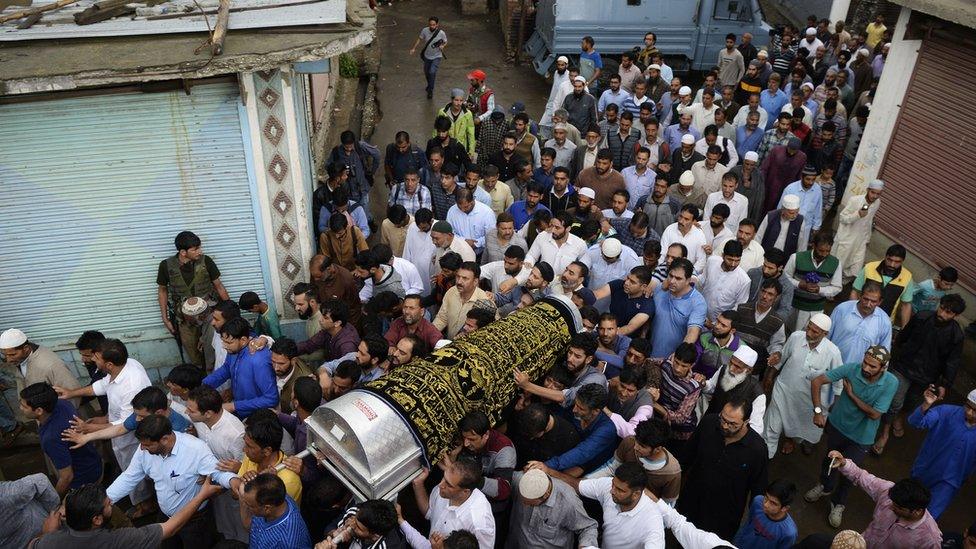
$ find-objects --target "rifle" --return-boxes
[168,308,186,363]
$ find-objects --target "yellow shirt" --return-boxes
[481,181,515,215]
[432,286,492,338]
[865,22,887,49]
[239,452,302,504]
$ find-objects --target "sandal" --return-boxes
[870,443,885,456]
[781,440,796,455]
[892,425,905,438]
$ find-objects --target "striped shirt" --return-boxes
[249,496,312,549]
[658,360,703,439]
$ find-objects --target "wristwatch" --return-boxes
[813,406,823,414]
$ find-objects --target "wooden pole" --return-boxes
[514,0,527,65]
[0,0,82,24]
[210,0,231,55]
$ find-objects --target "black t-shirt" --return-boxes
[32,523,163,549]
[511,413,581,468]
[156,255,221,287]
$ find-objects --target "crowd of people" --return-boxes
[1,10,975,549]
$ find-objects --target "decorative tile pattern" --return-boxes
[252,69,312,320]
[263,116,285,146]
[279,254,302,280]
[267,153,289,183]
[276,223,297,248]
[272,190,293,215]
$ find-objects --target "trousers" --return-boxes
[423,57,441,94]
[819,422,868,505]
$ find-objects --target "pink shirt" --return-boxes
[839,461,942,549]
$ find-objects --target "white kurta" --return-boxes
[404,222,437,294]
[698,256,751,321]
[540,69,572,127]
[833,194,881,279]
[764,331,844,457]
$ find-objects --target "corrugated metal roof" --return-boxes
[0,0,345,41]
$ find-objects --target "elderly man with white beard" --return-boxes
[698,345,766,434]
[762,313,844,458]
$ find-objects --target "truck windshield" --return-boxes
[712,0,754,22]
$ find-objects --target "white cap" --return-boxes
[648,63,661,70]
[680,133,696,145]
[519,469,551,499]
[573,75,587,83]
[678,85,692,96]
[858,47,870,57]
[678,171,695,187]
[744,151,759,162]
[968,389,976,407]
[867,179,885,190]
[601,238,622,258]
[0,328,27,349]
[806,27,817,36]
[732,344,758,368]
[553,123,567,131]
[434,339,452,350]
[756,49,768,58]
[578,187,596,199]
[181,296,209,316]
[801,82,814,90]
[810,312,832,331]
[782,194,801,209]
[556,55,569,63]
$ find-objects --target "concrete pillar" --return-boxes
[829,0,851,28]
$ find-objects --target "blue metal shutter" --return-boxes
[0,82,269,348]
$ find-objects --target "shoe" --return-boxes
[804,484,830,502]
[0,422,24,447]
[426,90,433,99]
[828,503,845,528]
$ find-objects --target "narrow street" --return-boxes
[365,1,976,540]
[368,0,550,220]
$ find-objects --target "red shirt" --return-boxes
[384,317,442,351]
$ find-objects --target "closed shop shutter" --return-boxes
[876,34,976,289]
[0,82,269,347]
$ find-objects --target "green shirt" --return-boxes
[253,303,282,339]
[825,362,898,444]
[852,270,916,302]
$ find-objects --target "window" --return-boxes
[712,0,752,22]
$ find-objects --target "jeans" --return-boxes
[835,156,855,201]
[819,421,868,505]
[423,57,440,94]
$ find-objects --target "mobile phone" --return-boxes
[861,203,869,211]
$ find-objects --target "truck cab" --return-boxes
[525,0,771,78]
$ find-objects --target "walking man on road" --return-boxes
[409,16,447,99]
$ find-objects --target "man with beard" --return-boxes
[851,244,915,327]
[570,126,601,181]
[476,108,511,172]
[480,245,530,293]
[515,333,607,412]
[598,74,627,118]
[594,313,632,377]
[74,330,110,414]
[488,133,526,183]
[566,187,605,226]
[830,280,893,365]
[746,247,795,320]
[493,261,554,316]
[526,211,588,276]
[729,151,765,220]
[660,204,709,274]
[432,261,490,339]
[540,55,571,137]
[784,231,841,331]
[663,110,702,153]
[668,134,704,188]
[507,181,551,231]
[679,397,768,540]
[704,173,748,232]
[699,241,750,323]
[644,65,668,104]
[734,61,763,106]
[562,76,597,134]
[700,342,764,427]
[805,346,898,527]
[735,279,787,378]
[449,411,516,514]
[308,255,361,331]
[760,138,807,213]
[524,383,618,475]
[431,221,476,277]
[690,145,731,196]
[874,294,965,457]
[756,195,808,258]
[480,165,514,216]
[547,260,587,299]
[592,266,655,337]
[384,295,440,352]
[653,342,705,453]
[505,159,535,203]
[550,462,665,547]
[693,311,741,378]
[608,213,658,257]
[268,338,312,415]
[732,218,764,272]
[428,116,471,169]
[637,176,680,238]
[834,179,882,282]
[701,202,733,260]
[389,334,428,371]
[586,237,640,289]
[622,147,654,208]
[764,313,842,457]
[544,123,578,169]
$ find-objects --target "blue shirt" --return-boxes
[318,203,371,238]
[123,410,192,433]
[778,181,823,230]
[608,279,654,330]
[734,495,798,548]
[106,432,238,517]
[759,89,789,129]
[532,167,555,189]
[595,334,631,378]
[662,123,702,153]
[911,279,945,314]
[828,300,893,364]
[204,346,279,418]
[544,412,617,473]
[507,201,551,231]
[598,88,628,114]
[580,50,603,69]
[736,125,764,159]
[909,404,976,488]
[651,286,707,358]
[824,362,897,444]
[250,496,313,549]
[39,400,102,488]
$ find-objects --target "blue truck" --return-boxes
[524,0,772,79]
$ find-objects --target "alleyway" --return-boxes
[368,0,550,221]
[365,1,976,541]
